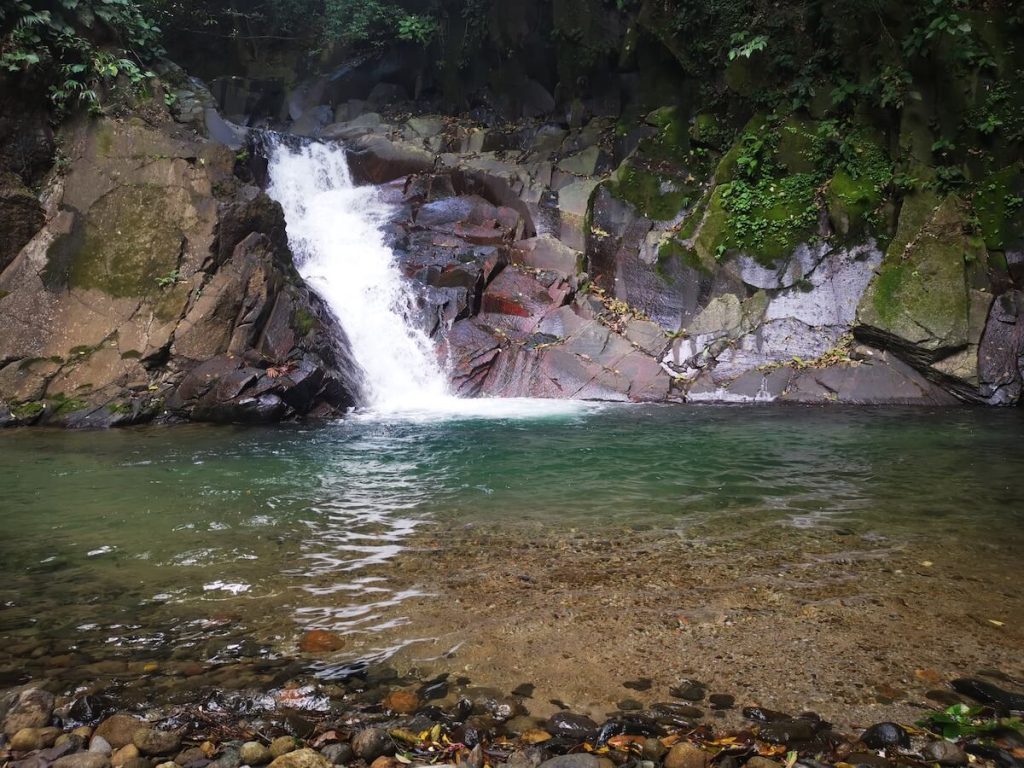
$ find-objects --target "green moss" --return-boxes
[690,113,731,151]
[11,401,44,420]
[0,290,9,301]
[776,117,817,174]
[608,163,697,221]
[120,350,142,359]
[716,174,820,264]
[827,170,883,237]
[972,164,1024,250]
[70,185,186,298]
[293,307,316,336]
[49,393,88,416]
[96,123,115,158]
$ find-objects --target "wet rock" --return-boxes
[267,749,331,768]
[669,680,706,702]
[54,754,112,768]
[174,747,207,767]
[382,691,420,714]
[923,741,968,766]
[845,753,889,768]
[742,707,790,723]
[708,694,735,710]
[133,729,181,756]
[113,746,141,768]
[745,759,782,768]
[11,726,61,751]
[298,631,344,654]
[95,716,144,749]
[68,697,116,726]
[758,719,816,744]
[506,749,545,768]
[210,747,241,768]
[417,678,450,701]
[952,679,1024,710]
[664,743,711,768]
[319,743,352,766]
[121,759,153,768]
[860,722,910,750]
[239,742,272,765]
[545,712,598,740]
[537,756,599,768]
[4,689,55,735]
[351,729,393,762]
[617,699,642,711]
[91,736,114,755]
[642,738,667,761]
[269,737,301,759]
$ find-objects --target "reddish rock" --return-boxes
[382,690,420,714]
[298,629,344,653]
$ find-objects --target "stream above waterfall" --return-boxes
[1,405,1022,725]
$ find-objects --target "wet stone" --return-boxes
[122,759,153,768]
[758,719,816,744]
[845,753,890,768]
[54,754,112,768]
[923,741,968,766]
[267,749,331,768]
[860,722,910,750]
[617,699,643,711]
[545,712,598,740]
[537,756,599,768]
[708,694,735,710]
[669,680,706,702]
[4,689,55,736]
[319,743,352,766]
[133,729,181,756]
[210,747,241,768]
[745,759,782,768]
[240,742,272,765]
[174,747,208,767]
[269,737,301,759]
[91,736,114,755]
[351,729,393,762]
[11,726,61,751]
[664,742,711,768]
[95,716,144,749]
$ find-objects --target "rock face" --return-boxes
[0,108,361,427]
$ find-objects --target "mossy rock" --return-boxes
[692,185,732,263]
[827,170,883,238]
[776,117,818,174]
[689,113,730,151]
[858,196,971,352]
[972,164,1024,251]
[68,185,188,298]
[607,161,698,221]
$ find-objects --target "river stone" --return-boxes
[922,741,968,765]
[664,743,711,768]
[174,747,207,767]
[545,712,597,740]
[267,749,331,768]
[318,744,352,765]
[350,729,392,762]
[759,719,816,744]
[538,756,599,768]
[239,742,272,765]
[95,716,144,749]
[133,729,181,756]
[91,736,114,755]
[669,680,707,702]
[210,747,241,768]
[11,727,61,751]
[745,759,782,768]
[382,691,420,714]
[122,759,153,768]
[112,746,140,767]
[54,754,112,768]
[4,689,55,735]
[269,737,301,759]
[860,722,910,750]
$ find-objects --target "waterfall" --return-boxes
[266,139,452,412]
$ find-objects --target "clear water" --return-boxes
[1,405,1023,697]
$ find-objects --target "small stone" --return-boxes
[122,759,153,768]
[537,756,598,768]
[91,736,114,755]
[617,699,643,711]
[708,694,735,710]
[11,727,61,751]
[922,741,968,766]
[664,743,711,768]
[350,729,392,762]
[174,747,207,766]
[267,749,331,768]
[669,680,706,702]
[318,744,351,766]
[759,720,816,744]
[4,690,55,736]
[641,738,667,761]
[860,722,910,750]
[95,716,145,749]
[269,737,301,759]
[369,758,399,768]
[521,730,552,745]
[298,630,344,653]
[156,763,178,768]
[239,743,272,766]
[545,712,597,740]
[381,691,420,715]
[113,745,141,767]
[54,754,112,768]
[133,729,181,756]
[74,728,95,740]
[210,747,241,768]
[745,759,782,768]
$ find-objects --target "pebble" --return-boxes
[669,680,706,702]
[211,747,242,768]
[350,729,392,762]
[298,630,344,653]
[269,737,301,759]
[860,722,910,750]
[53,754,112,768]
[90,736,114,755]
[112,746,140,768]
[745,759,782,768]
[267,749,331,768]
[319,743,352,766]
[11,727,61,751]
[132,729,182,756]
[3,689,56,736]
[664,743,711,768]
[240,742,272,766]
[174,746,208,766]
[537,756,598,768]
[95,716,145,749]
[121,759,152,768]
[616,699,643,711]
[382,691,420,714]
[922,740,968,766]
[708,694,735,710]
[545,712,597,740]
[759,719,816,744]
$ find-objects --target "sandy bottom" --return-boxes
[376,521,1024,728]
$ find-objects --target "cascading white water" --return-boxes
[267,137,603,420]
[267,140,451,412]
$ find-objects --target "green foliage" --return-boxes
[1,0,162,113]
[918,704,1024,741]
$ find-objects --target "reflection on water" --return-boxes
[0,406,1023,695]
